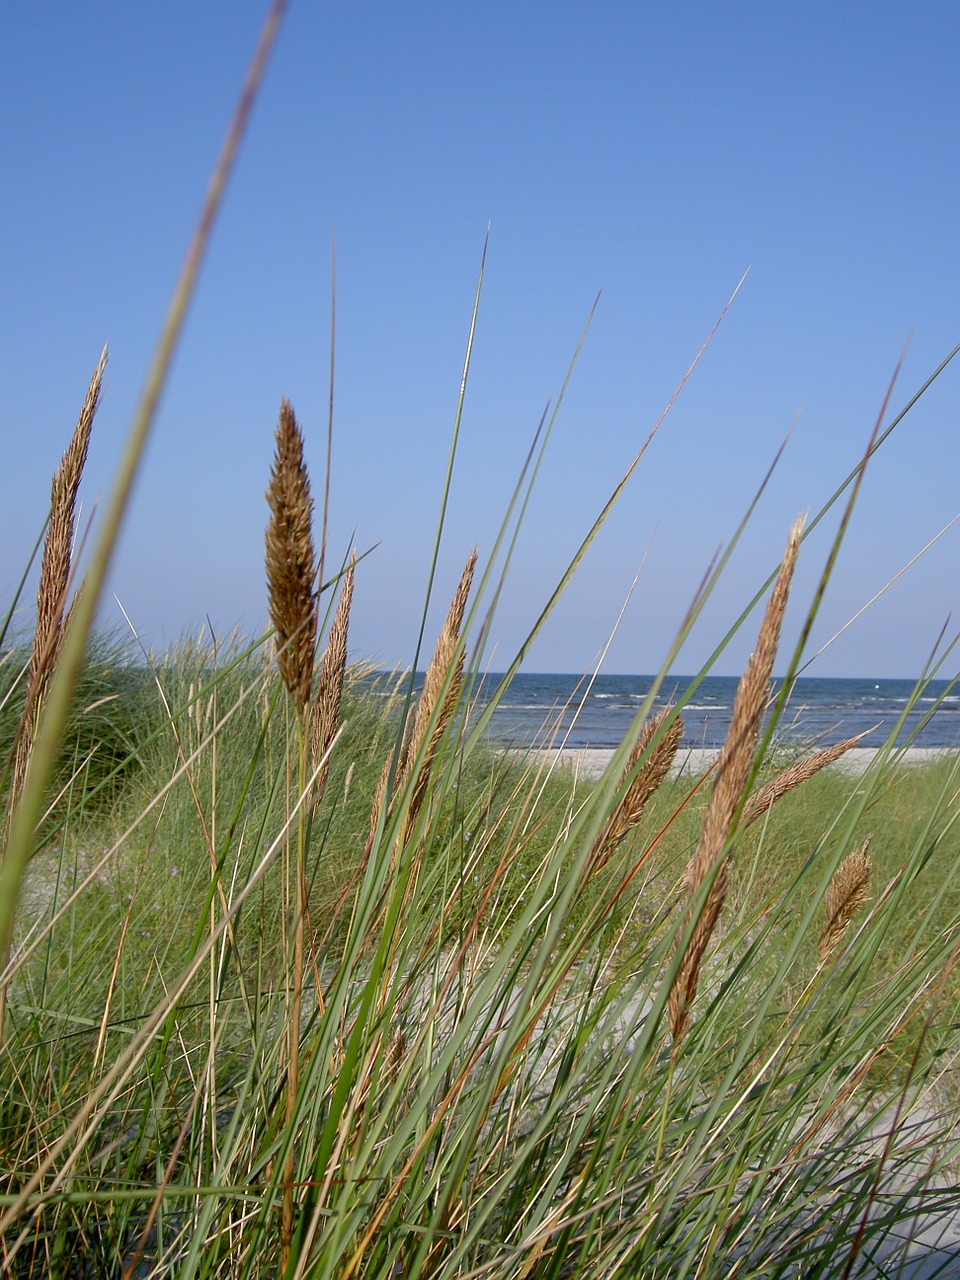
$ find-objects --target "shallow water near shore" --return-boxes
[465,673,960,751]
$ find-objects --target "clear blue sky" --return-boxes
[3,3,960,677]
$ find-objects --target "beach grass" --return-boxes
[5,631,960,1276]
[6,7,960,1276]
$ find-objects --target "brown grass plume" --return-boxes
[403,549,477,808]
[312,559,355,795]
[589,706,682,873]
[741,734,867,828]
[818,838,872,966]
[669,516,802,1047]
[10,348,106,815]
[367,549,478,848]
[265,399,317,717]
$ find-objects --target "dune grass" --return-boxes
[4,415,960,1279]
[6,6,960,1276]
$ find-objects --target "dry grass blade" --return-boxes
[312,560,355,795]
[400,548,478,824]
[589,707,682,873]
[265,398,317,717]
[670,516,803,1046]
[9,349,106,812]
[361,550,477,866]
[741,734,867,827]
[819,838,872,966]
[668,858,730,1048]
[367,755,394,851]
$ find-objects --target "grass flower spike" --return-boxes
[819,837,872,965]
[264,397,321,1267]
[402,548,478,814]
[9,348,106,819]
[265,398,317,718]
[312,559,355,794]
[368,548,478,848]
[741,734,867,827]
[669,515,802,1046]
[589,706,682,873]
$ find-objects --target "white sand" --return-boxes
[522,745,959,782]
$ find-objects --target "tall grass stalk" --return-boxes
[265,398,321,1268]
[669,515,802,1049]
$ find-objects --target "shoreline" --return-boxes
[519,746,960,781]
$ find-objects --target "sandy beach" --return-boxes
[526,745,960,781]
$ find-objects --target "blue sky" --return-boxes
[3,3,960,677]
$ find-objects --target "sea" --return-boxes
[425,673,960,753]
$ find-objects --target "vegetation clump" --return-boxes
[3,10,960,1276]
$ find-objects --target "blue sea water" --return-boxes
[462,673,960,752]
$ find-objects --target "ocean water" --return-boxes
[463,673,960,752]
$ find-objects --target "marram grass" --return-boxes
[4,370,960,1280]
[4,13,960,1278]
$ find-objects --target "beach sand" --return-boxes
[524,745,959,781]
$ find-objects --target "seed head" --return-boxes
[265,399,317,716]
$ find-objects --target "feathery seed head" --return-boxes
[668,857,729,1047]
[741,735,866,828]
[33,348,106,694]
[819,838,872,966]
[670,516,802,1048]
[692,515,803,880]
[591,707,682,872]
[266,399,317,716]
[10,350,106,817]
[373,550,478,846]
[403,549,478,794]
[312,559,355,792]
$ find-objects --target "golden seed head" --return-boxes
[32,348,106,694]
[401,550,477,800]
[819,838,872,966]
[10,349,106,817]
[741,734,866,828]
[265,399,317,716]
[312,559,355,792]
[690,516,803,884]
[670,517,802,1049]
[591,707,682,871]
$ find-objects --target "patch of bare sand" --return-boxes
[524,746,959,781]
